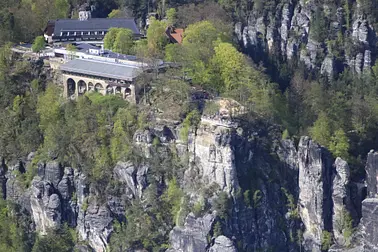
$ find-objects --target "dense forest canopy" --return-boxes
[0,0,377,251]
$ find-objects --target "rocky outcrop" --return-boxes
[168,212,216,252]
[357,150,378,250]
[234,1,376,76]
[30,177,61,234]
[209,236,237,252]
[360,198,378,251]
[352,17,369,44]
[332,158,354,246]
[113,161,148,199]
[78,201,113,252]
[277,139,298,171]
[186,118,239,196]
[365,150,378,197]
[30,162,79,234]
[298,136,333,251]
[321,56,334,78]
[58,167,77,226]
[2,119,375,252]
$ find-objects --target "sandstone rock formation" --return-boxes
[234,1,376,76]
[168,213,216,252]
[186,118,239,196]
[209,236,237,252]
[2,115,378,252]
[298,137,333,251]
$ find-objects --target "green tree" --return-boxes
[282,129,290,139]
[108,9,124,18]
[147,18,168,54]
[32,226,75,252]
[213,192,231,219]
[309,112,333,147]
[178,20,230,86]
[37,84,61,131]
[0,199,32,251]
[104,27,121,50]
[110,107,137,161]
[32,36,45,54]
[182,20,220,59]
[180,110,201,142]
[211,42,247,91]
[113,28,134,54]
[329,129,349,159]
[66,44,76,60]
[166,8,177,26]
[54,0,69,18]
[218,0,236,13]
[163,178,183,225]
[321,231,333,250]
[311,8,328,41]
[165,43,180,62]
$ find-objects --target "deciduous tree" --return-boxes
[104,27,121,50]
[147,18,168,55]
[329,129,349,159]
[113,28,134,54]
[32,36,45,54]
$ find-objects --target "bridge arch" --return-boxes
[106,85,114,95]
[125,87,132,97]
[88,82,94,92]
[67,78,76,97]
[115,87,122,97]
[94,83,104,93]
[78,80,87,95]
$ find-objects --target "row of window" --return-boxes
[59,31,107,37]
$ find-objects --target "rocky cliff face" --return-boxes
[359,150,378,251]
[186,118,239,196]
[235,0,377,77]
[2,110,377,251]
[297,137,333,251]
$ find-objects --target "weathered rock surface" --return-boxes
[234,1,376,76]
[113,161,149,199]
[360,198,378,251]
[168,212,216,252]
[277,139,298,171]
[298,136,333,251]
[365,150,378,197]
[78,202,113,252]
[30,177,61,234]
[3,117,378,252]
[332,158,353,246]
[186,119,239,196]
[209,236,237,252]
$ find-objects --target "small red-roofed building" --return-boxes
[166,27,184,44]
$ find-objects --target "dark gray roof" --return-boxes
[53,18,140,35]
[60,59,142,81]
[76,43,100,52]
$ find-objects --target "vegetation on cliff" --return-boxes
[0,0,377,251]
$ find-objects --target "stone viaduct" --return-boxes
[62,74,136,102]
[60,58,142,103]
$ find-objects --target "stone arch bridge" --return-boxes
[63,74,136,102]
[60,59,142,103]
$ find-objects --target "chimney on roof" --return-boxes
[79,10,91,21]
[78,3,91,21]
